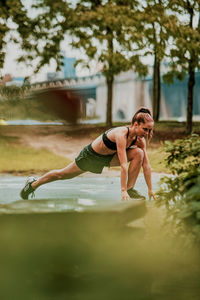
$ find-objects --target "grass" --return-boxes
[0,133,169,174]
[0,98,59,121]
[147,145,169,173]
[154,120,200,131]
[0,135,71,174]
[1,120,198,175]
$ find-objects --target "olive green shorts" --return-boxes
[75,144,115,174]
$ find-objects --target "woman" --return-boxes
[20,107,156,201]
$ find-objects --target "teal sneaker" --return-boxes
[127,188,145,200]
[20,177,37,200]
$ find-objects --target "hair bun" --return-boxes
[139,108,150,114]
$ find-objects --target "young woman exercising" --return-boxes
[20,107,156,201]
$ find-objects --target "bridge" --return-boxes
[16,71,200,121]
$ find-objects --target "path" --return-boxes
[0,173,164,214]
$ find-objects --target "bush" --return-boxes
[0,85,27,102]
[156,134,200,243]
[0,86,57,121]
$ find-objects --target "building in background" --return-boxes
[6,77,24,86]
[47,56,76,81]
[35,67,200,122]
[157,73,200,121]
[96,71,200,122]
[0,74,12,86]
[62,57,76,79]
[0,74,25,86]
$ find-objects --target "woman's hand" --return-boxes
[148,190,157,201]
[121,191,131,201]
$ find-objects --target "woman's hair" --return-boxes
[131,107,153,124]
[131,107,154,142]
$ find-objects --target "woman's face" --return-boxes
[134,121,154,138]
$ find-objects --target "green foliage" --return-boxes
[0,86,58,121]
[0,0,33,69]
[0,86,27,102]
[0,86,29,120]
[70,1,148,78]
[60,0,148,125]
[1,0,199,131]
[163,1,200,83]
[156,134,200,242]
[141,0,173,60]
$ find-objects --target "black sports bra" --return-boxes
[102,127,137,151]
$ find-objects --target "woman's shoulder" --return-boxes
[112,126,128,137]
[116,126,128,133]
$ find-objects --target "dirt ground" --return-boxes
[0,123,195,177]
[1,125,93,159]
[1,123,189,156]
[1,123,190,178]
[1,123,192,158]
[0,125,123,177]
[23,132,92,161]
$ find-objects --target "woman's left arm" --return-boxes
[137,138,157,200]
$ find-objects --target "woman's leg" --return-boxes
[126,148,144,189]
[110,147,144,189]
[32,161,85,190]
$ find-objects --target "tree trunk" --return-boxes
[106,77,113,127]
[186,65,195,135]
[152,52,161,122]
[186,6,195,135]
[106,26,114,127]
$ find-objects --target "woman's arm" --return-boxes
[143,149,155,200]
[137,138,157,200]
[115,129,130,201]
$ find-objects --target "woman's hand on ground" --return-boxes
[121,191,131,201]
[148,190,157,201]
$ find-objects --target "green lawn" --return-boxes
[147,146,169,173]
[0,134,168,174]
[0,136,70,174]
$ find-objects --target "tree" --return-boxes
[22,0,147,126]
[70,0,148,126]
[18,0,73,73]
[0,0,32,71]
[141,0,176,121]
[163,0,200,134]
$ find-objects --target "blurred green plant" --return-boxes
[0,0,33,70]
[156,134,200,243]
[0,85,27,102]
[0,86,57,121]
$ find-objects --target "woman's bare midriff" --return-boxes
[91,126,137,155]
[91,135,117,155]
